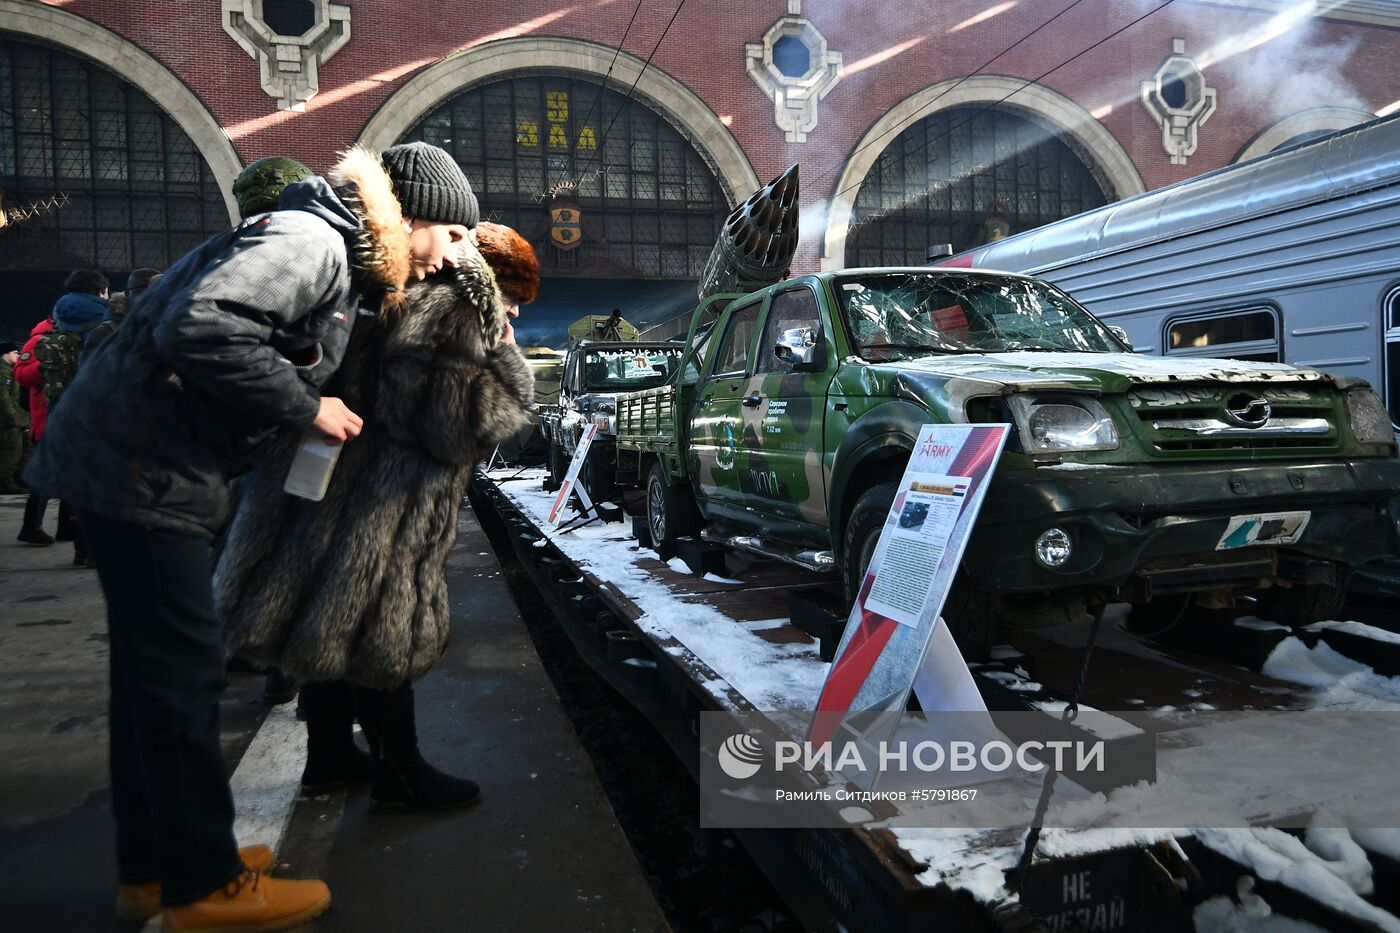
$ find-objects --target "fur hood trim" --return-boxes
[328,145,412,309]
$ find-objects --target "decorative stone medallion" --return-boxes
[222,0,351,111]
[745,0,842,143]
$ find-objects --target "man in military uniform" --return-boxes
[0,340,27,493]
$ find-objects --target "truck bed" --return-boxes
[615,383,681,457]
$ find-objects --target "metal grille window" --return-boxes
[1385,288,1400,425]
[848,106,1110,266]
[1166,308,1281,362]
[0,37,229,273]
[404,75,730,280]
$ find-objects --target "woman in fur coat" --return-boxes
[215,232,535,808]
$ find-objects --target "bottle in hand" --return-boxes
[284,431,343,501]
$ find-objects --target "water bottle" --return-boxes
[283,431,342,501]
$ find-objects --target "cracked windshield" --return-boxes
[837,272,1122,360]
[585,348,682,391]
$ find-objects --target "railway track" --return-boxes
[470,467,1400,933]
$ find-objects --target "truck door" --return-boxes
[690,299,763,516]
[743,284,832,534]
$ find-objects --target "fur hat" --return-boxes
[474,223,540,304]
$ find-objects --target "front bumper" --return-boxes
[964,458,1400,595]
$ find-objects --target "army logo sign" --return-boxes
[550,201,583,250]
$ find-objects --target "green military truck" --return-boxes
[613,267,1400,657]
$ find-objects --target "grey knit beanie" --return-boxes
[380,142,479,229]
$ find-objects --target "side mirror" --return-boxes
[774,326,822,372]
[1108,325,1132,350]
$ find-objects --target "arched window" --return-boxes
[402,75,730,279]
[847,106,1110,266]
[0,36,230,274]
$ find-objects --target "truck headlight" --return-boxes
[1345,387,1394,446]
[1009,396,1119,453]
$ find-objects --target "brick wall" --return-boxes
[35,0,1400,273]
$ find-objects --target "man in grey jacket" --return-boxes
[26,142,478,932]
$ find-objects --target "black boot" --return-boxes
[357,683,481,810]
[263,669,300,705]
[299,681,374,793]
[54,500,76,541]
[17,492,53,546]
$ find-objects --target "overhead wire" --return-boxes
[824,0,1176,220]
[571,0,689,185]
[564,0,647,183]
[808,0,1093,188]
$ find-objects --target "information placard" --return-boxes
[547,424,599,528]
[809,424,1009,751]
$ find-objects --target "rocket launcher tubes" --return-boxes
[699,163,800,300]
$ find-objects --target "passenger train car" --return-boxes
[938,113,1400,429]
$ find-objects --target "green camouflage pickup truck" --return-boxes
[613,267,1400,657]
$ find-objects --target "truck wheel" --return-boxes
[1256,578,1350,627]
[843,482,997,661]
[582,455,616,503]
[547,439,566,488]
[646,461,700,550]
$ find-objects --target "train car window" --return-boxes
[1165,308,1280,362]
[1384,288,1400,426]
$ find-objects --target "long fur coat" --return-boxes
[215,242,533,689]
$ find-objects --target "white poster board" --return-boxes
[547,424,599,528]
[809,424,1010,754]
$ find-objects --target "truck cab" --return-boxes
[542,340,685,497]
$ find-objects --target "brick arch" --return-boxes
[821,75,1145,270]
[1235,107,1376,163]
[357,37,760,207]
[1,0,243,222]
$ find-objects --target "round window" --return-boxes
[772,36,810,78]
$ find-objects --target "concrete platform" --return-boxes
[283,498,666,932]
[0,490,665,932]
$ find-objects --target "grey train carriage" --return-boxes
[939,113,1400,420]
[936,112,1400,597]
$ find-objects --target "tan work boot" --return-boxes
[115,845,278,921]
[163,869,330,933]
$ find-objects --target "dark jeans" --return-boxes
[78,511,242,906]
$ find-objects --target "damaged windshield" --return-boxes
[583,347,683,391]
[835,272,1122,359]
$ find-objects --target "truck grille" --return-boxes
[1127,386,1339,455]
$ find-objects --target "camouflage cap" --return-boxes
[232,156,313,219]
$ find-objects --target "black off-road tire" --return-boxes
[843,482,997,661]
[1256,577,1350,627]
[582,452,616,503]
[546,438,566,490]
[646,460,702,551]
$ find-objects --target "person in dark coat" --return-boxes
[215,235,533,808]
[24,141,479,932]
[86,267,162,355]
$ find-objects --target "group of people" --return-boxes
[6,267,161,562]
[20,141,543,931]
